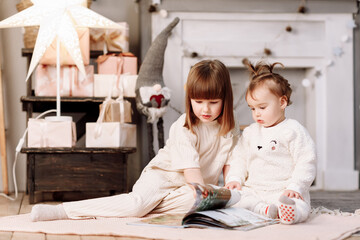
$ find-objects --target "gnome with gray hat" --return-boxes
[135,17,180,160]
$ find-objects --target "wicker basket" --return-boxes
[16,0,33,12]
[16,0,92,49]
[16,0,92,11]
[23,26,38,49]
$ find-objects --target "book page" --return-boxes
[183,207,278,230]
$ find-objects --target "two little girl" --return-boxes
[31,59,316,225]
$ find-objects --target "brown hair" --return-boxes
[244,61,292,105]
[184,59,234,136]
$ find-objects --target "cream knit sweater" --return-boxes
[147,114,236,186]
[226,119,316,203]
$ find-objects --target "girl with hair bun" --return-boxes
[225,61,316,225]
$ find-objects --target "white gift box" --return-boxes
[86,122,136,148]
[122,75,137,97]
[94,74,137,98]
[27,118,77,147]
[94,74,117,97]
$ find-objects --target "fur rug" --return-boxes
[0,208,359,240]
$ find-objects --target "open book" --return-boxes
[128,183,279,231]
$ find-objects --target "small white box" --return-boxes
[93,74,137,98]
[122,75,137,97]
[93,74,118,97]
[27,119,77,147]
[86,122,136,148]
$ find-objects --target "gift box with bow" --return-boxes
[86,97,136,148]
[99,97,132,123]
[94,73,137,98]
[27,118,77,148]
[90,22,129,52]
[34,64,94,97]
[97,52,137,75]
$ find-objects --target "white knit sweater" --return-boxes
[226,119,316,202]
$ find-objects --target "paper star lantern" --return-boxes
[0,0,123,81]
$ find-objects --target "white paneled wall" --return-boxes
[152,12,358,190]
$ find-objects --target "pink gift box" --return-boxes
[97,53,137,75]
[35,64,94,97]
[27,119,77,148]
[90,22,129,52]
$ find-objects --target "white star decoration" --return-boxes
[0,0,123,81]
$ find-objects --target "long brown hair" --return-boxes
[184,59,234,136]
[244,60,292,105]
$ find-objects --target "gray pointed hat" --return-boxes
[135,17,180,91]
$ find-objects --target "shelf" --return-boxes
[21,48,121,59]
[21,48,138,203]
[21,95,135,113]
[21,147,136,154]
[21,96,139,142]
[21,96,109,103]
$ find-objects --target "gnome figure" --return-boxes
[136,17,180,160]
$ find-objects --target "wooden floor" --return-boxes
[0,192,359,240]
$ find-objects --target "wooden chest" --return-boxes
[22,147,136,204]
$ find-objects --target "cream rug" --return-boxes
[0,210,359,240]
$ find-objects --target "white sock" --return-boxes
[278,195,296,224]
[254,202,278,219]
[30,204,68,222]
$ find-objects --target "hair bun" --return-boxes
[244,61,284,78]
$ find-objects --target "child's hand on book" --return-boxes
[188,183,209,199]
[224,181,242,190]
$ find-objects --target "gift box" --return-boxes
[35,64,94,97]
[27,118,77,148]
[99,98,132,123]
[94,74,137,98]
[97,53,137,75]
[122,75,137,97]
[86,122,136,148]
[40,27,90,66]
[90,22,129,52]
[93,74,117,97]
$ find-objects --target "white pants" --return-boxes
[63,168,195,219]
[233,187,311,223]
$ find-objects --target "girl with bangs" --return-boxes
[31,59,239,221]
